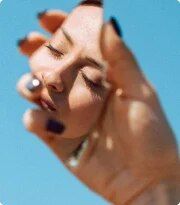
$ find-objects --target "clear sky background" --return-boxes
[0,0,179,205]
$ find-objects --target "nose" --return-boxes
[41,50,82,93]
[42,71,64,93]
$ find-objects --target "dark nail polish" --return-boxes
[17,37,27,46]
[46,119,65,134]
[37,10,47,19]
[79,0,103,7]
[26,77,41,92]
[110,17,123,38]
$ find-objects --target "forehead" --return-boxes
[52,6,103,52]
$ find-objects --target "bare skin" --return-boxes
[17,3,180,205]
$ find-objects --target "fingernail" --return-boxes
[17,37,27,46]
[26,77,41,92]
[46,119,65,134]
[79,0,103,7]
[110,17,123,38]
[37,10,47,19]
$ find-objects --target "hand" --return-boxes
[17,8,180,205]
[98,19,180,204]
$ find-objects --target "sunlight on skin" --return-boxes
[17,1,180,204]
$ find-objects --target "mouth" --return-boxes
[38,96,90,164]
[40,98,57,112]
[26,81,94,166]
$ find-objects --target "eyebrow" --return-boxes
[61,28,74,45]
[61,28,105,70]
[85,57,105,70]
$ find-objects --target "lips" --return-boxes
[40,98,57,112]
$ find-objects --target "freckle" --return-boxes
[106,136,114,151]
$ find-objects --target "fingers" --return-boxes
[37,9,67,33]
[23,109,65,137]
[23,109,85,161]
[100,17,155,102]
[17,32,47,57]
[16,73,42,103]
[17,10,67,56]
[23,108,65,158]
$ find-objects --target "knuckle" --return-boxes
[27,31,45,40]
[129,100,158,133]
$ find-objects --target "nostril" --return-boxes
[48,84,58,91]
[47,83,64,92]
[42,72,64,92]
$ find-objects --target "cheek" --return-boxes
[68,84,105,132]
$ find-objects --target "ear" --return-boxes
[37,10,68,33]
[17,32,47,57]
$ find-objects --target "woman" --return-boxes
[17,0,179,204]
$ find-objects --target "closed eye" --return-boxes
[45,44,64,59]
[81,71,102,89]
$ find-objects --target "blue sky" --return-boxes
[0,0,179,205]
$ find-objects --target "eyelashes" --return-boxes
[45,44,64,59]
[81,71,102,90]
[45,44,103,90]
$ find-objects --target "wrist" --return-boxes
[131,178,180,205]
[105,167,180,205]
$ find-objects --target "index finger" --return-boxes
[38,9,67,33]
[100,17,155,102]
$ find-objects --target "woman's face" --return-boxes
[29,6,109,138]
